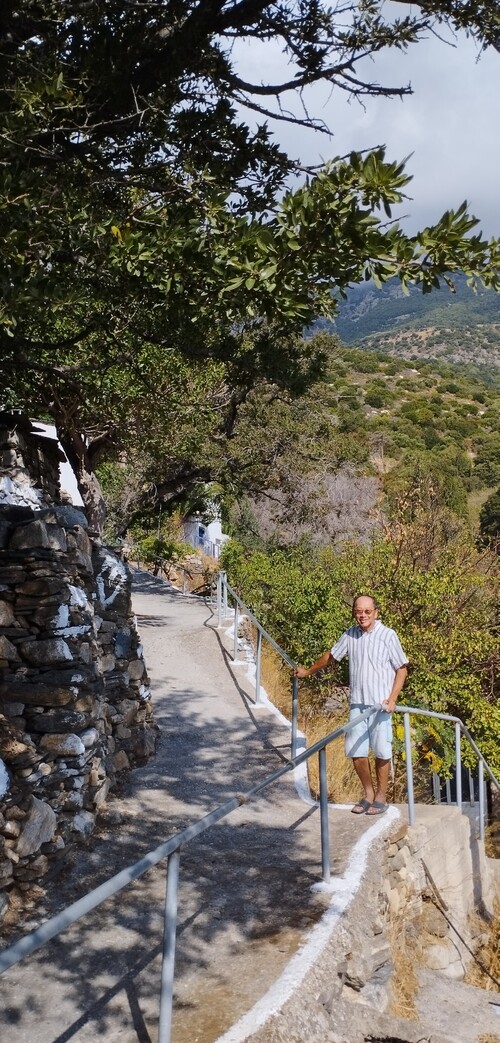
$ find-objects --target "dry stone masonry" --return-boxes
[0,413,158,921]
[255,814,497,1043]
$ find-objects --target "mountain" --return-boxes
[315,274,500,365]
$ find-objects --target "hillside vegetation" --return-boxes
[278,334,500,515]
[224,335,500,780]
[315,275,500,365]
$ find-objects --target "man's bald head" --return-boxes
[352,594,379,632]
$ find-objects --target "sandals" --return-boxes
[351,799,389,816]
[351,798,372,814]
[365,800,388,816]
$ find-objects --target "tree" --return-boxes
[1,2,500,529]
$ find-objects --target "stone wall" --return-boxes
[382,805,495,979]
[0,414,158,922]
[247,809,496,1043]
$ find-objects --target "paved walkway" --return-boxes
[0,571,399,1042]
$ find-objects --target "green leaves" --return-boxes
[2,0,500,526]
[223,498,500,776]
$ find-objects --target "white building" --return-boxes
[183,514,229,559]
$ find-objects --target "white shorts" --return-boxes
[345,705,393,760]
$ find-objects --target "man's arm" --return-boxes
[382,665,408,712]
[294,650,335,679]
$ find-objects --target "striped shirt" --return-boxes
[331,620,408,707]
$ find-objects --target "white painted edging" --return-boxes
[217,611,400,1043]
[222,611,311,803]
[215,808,398,1043]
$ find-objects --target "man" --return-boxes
[294,594,408,816]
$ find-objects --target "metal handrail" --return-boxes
[216,571,499,832]
[1,696,496,1039]
[217,572,300,757]
[1,576,499,1043]
[130,547,210,597]
[0,705,379,1041]
[396,704,499,836]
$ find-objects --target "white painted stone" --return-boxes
[69,585,90,609]
[57,625,91,637]
[52,604,70,630]
[95,554,127,606]
[80,728,99,749]
[39,733,85,757]
[71,811,95,837]
[0,758,10,798]
[0,475,43,507]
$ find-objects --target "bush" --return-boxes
[136,534,194,571]
[222,504,500,777]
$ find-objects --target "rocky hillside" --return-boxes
[315,274,500,364]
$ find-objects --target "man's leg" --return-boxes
[374,757,391,802]
[352,756,375,803]
[363,712,393,813]
[363,756,391,814]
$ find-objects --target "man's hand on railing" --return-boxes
[381,665,408,713]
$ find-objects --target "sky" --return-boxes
[233,24,500,237]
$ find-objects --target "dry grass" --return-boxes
[467,486,498,531]
[305,714,359,803]
[485,819,500,860]
[388,915,419,1020]
[259,643,360,803]
[465,900,500,993]
[260,644,292,719]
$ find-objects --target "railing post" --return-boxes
[319,747,330,884]
[233,602,239,662]
[255,629,263,704]
[217,572,222,627]
[223,572,228,621]
[478,759,485,842]
[158,849,181,1043]
[468,768,475,806]
[455,722,462,809]
[432,773,440,804]
[403,711,415,826]
[291,675,299,760]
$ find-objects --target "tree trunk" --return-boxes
[57,428,106,538]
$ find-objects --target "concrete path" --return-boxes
[0,570,401,1043]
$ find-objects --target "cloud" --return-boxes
[232,31,500,235]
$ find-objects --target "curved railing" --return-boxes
[216,571,300,756]
[216,571,499,837]
[0,571,498,1043]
